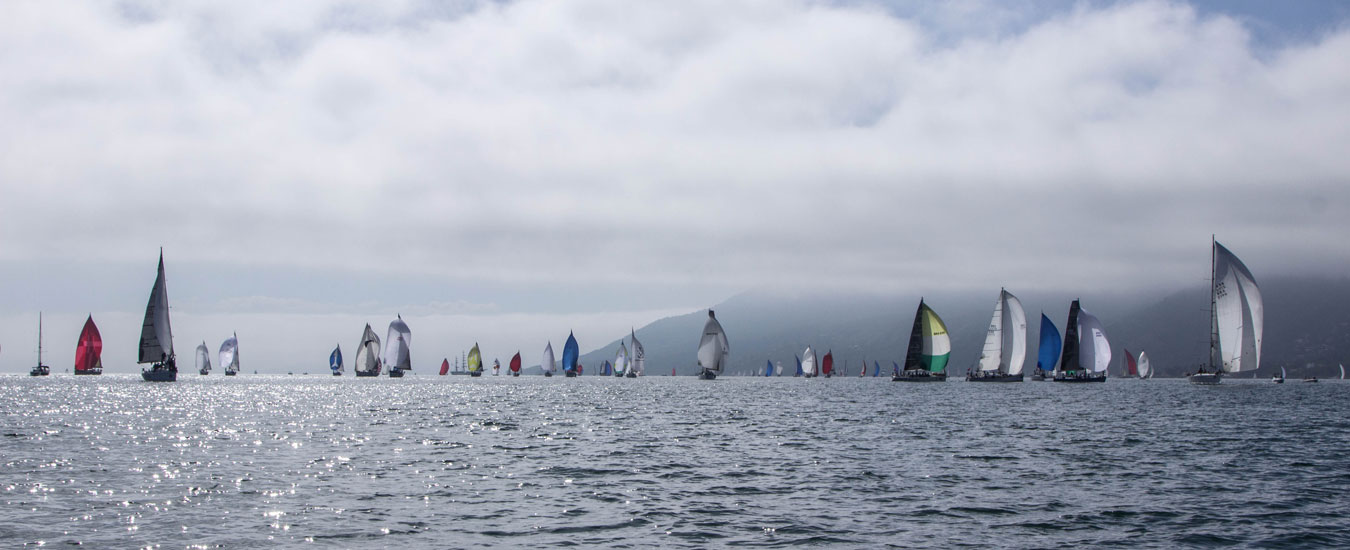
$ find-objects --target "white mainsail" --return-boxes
[1212,241,1263,373]
[615,342,629,376]
[542,342,556,374]
[196,342,211,373]
[775,361,783,376]
[355,324,381,375]
[384,315,412,371]
[802,346,817,377]
[696,310,729,374]
[1077,308,1111,373]
[138,251,174,364]
[1138,351,1152,379]
[975,289,1028,374]
[630,330,645,375]
[1341,363,1345,380]
[220,333,239,375]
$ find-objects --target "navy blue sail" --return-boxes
[1037,313,1062,372]
[329,345,343,375]
[794,355,803,377]
[764,360,773,377]
[562,331,579,374]
[873,361,881,377]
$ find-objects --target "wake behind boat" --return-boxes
[139,251,177,382]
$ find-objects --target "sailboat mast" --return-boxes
[38,312,43,366]
[1209,235,1217,371]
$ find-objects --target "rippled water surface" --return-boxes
[3,374,1348,548]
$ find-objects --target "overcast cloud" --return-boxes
[2,0,1349,371]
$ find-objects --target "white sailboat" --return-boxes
[385,315,412,377]
[967,289,1027,382]
[1190,239,1263,385]
[220,333,240,376]
[354,324,382,377]
[801,346,818,377]
[614,342,629,378]
[696,310,729,380]
[196,341,211,375]
[1341,364,1345,380]
[1052,300,1110,383]
[542,341,557,377]
[628,329,645,377]
[1273,366,1285,384]
[139,251,177,381]
[1138,351,1153,379]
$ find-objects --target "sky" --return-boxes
[2,0,1349,372]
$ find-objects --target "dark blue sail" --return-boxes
[1038,313,1062,372]
[562,332,579,373]
[329,345,342,373]
[600,360,612,376]
[764,360,773,377]
[872,361,880,377]
[795,355,803,377]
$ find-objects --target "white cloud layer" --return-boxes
[2,0,1349,369]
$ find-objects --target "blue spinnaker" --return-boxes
[795,355,803,377]
[563,332,579,373]
[329,346,342,373]
[1038,314,1062,372]
[765,360,773,377]
[873,361,880,377]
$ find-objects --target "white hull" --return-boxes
[1189,372,1223,385]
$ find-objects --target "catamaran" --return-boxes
[330,345,343,376]
[893,299,950,382]
[801,347,817,377]
[220,333,240,376]
[354,324,382,377]
[510,352,522,376]
[139,251,177,382]
[1189,239,1263,385]
[195,341,211,375]
[1052,300,1110,382]
[30,313,50,376]
[628,330,644,378]
[542,342,557,377]
[695,310,729,380]
[1137,351,1152,379]
[967,289,1027,382]
[467,343,483,377]
[385,316,412,377]
[74,315,103,375]
[562,332,579,377]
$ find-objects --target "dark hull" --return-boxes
[200,369,209,375]
[544,372,553,377]
[892,372,947,382]
[565,372,577,378]
[469,372,482,377]
[224,371,237,376]
[625,373,637,378]
[141,369,176,382]
[332,372,342,376]
[1031,371,1046,381]
[699,370,717,380]
[1053,373,1107,383]
[511,371,520,377]
[74,370,101,376]
[30,366,49,376]
[355,371,380,377]
[966,373,1024,382]
[389,369,404,378]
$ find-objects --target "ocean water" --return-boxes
[2,374,1348,549]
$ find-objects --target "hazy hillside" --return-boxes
[576,277,1350,379]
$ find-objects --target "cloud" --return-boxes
[2,1,1349,369]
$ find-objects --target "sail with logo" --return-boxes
[628,330,644,377]
[330,345,343,376]
[967,289,1027,382]
[1190,239,1263,385]
[893,299,951,382]
[696,310,729,380]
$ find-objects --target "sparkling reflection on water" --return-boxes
[2,374,1348,548]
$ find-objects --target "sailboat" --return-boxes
[1138,351,1152,379]
[1273,366,1285,384]
[562,332,579,377]
[893,299,951,382]
[542,341,557,377]
[139,251,177,382]
[1190,239,1263,385]
[509,352,522,376]
[385,316,412,377]
[467,343,483,377]
[794,355,804,377]
[628,330,644,378]
[1052,300,1109,382]
[1122,349,1139,378]
[967,289,1027,382]
[1034,314,1061,381]
[695,310,729,380]
[29,313,50,376]
[859,359,867,377]
[614,342,629,378]
[196,341,211,375]
[873,360,881,378]
[801,347,817,377]
[599,360,611,376]
[439,358,449,375]
[220,333,240,376]
[1341,364,1345,380]
[330,345,343,376]
[493,359,501,376]
[821,350,834,378]
[354,324,382,377]
[74,315,103,375]
[765,360,774,377]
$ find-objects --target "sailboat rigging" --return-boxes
[696,310,729,380]
[893,299,951,382]
[354,324,382,377]
[196,341,211,376]
[1190,238,1263,385]
[967,289,1027,382]
[30,313,50,376]
[139,251,177,382]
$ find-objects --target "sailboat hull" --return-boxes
[469,371,482,377]
[30,366,50,376]
[141,369,176,382]
[1053,372,1107,383]
[74,369,101,375]
[966,372,1023,382]
[389,369,405,378]
[564,372,576,378]
[1188,372,1223,385]
[892,371,947,382]
[699,369,717,380]
[625,372,638,378]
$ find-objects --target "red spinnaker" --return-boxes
[439,358,449,375]
[821,351,833,376]
[74,315,102,373]
[1125,349,1138,377]
[509,352,521,372]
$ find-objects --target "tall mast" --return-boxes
[38,312,43,366]
[1209,235,1217,371]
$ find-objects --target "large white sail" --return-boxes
[1212,242,1263,373]
[1138,351,1152,379]
[1003,291,1027,375]
[220,334,239,374]
[976,292,1004,372]
[138,252,174,364]
[696,310,729,374]
[802,346,817,376]
[355,324,381,375]
[630,330,645,375]
[542,342,556,374]
[1077,308,1111,373]
[196,342,211,373]
[615,342,629,376]
[384,315,412,371]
